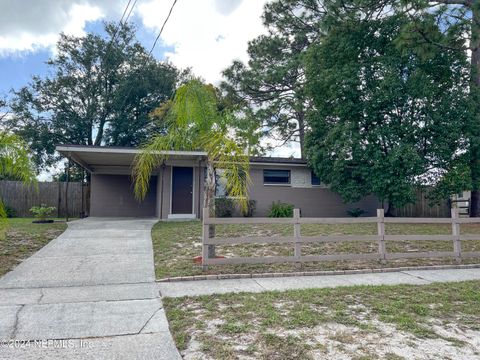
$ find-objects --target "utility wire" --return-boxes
[123,0,138,26]
[108,0,138,49]
[105,0,179,116]
[119,0,133,24]
[148,0,178,56]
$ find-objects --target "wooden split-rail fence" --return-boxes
[201,208,480,266]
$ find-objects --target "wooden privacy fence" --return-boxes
[392,188,451,217]
[202,208,480,266]
[0,181,89,217]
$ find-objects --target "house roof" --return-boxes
[249,156,307,165]
[56,145,308,174]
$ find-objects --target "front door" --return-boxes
[171,167,193,214]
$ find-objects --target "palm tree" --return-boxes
[133,80,251,256]
[0,132,36,237]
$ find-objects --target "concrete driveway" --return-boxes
[0,218,180,359]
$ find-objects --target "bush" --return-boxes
[242,200,256,217]
[268,201,294,218]
[215,197,235,218]
[5,206,16,218]
[30,204,56,221]
[347,208,366,217]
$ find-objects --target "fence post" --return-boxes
[202,208,210,270]
[293,209,301,267]
[57,181,61,218]
[377,209,386,263]
[451,208,461,263]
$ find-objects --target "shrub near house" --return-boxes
[269,201,294,218]
[30,205,56,224]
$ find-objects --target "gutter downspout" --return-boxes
[65,155,71,222]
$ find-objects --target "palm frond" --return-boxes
[0,132,36,236]
[133,79,251,211]
[133,135,171,201]
[0,133,37,185]
[173,79,218,130]
[204,130,251,211]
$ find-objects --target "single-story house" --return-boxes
[56,145,380,219]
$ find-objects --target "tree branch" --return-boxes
[428,0,470,6]
[416,27,467,51]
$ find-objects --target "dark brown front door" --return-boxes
[171,167,193,214]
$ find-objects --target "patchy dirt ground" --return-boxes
[0,218,67,276]
[164,281,480,359]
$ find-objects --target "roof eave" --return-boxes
[56,145,208,157]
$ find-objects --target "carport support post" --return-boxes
[80,168,85,218]
[65,157,71,222]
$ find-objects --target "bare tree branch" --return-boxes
[429,0,470,6]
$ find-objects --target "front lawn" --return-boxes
[0,218,67,276]
[152,221,480,279]
[164,281,480,359]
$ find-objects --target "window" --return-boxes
[263,169,290,185]
[215,169,228,197]
[311,171,321,186]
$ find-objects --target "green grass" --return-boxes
[0,218,67,276]
[163,281,480,359]
[151,221,480,279]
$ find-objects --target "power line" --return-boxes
[148,0,178,56]
[119,0,133,24]
[123,0,138,25]
[106,0,179,113]
[110,0,138,45]
[103,0,138,66]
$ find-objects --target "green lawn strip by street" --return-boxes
[0,218,68,276]
[151,221,480,279]
[163,281,480,359]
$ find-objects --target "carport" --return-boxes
[56,145,207,219]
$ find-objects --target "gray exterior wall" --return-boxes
[90,174,157,217]
[88,163,378,219]
[248,167,380,217]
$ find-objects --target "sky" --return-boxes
[0,0,301,168]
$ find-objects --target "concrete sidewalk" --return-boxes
[0,218,181,360]
[158,268,480,298]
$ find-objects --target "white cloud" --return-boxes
[0,0,269,84]
[264,138,302,158]
[139,0,301,157]
[0,0,120,55]
[0,0,302,157]
[138,0,268,84]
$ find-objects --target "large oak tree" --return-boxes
[8,22,183,168]
[318,0,480,213]
[305,13,471,213]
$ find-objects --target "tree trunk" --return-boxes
[297,112,306,159]
[470,1,480,217]
[471,188,480,217]
[204,160,216,257]
[94,119,106,146]
[385,202,395,217]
